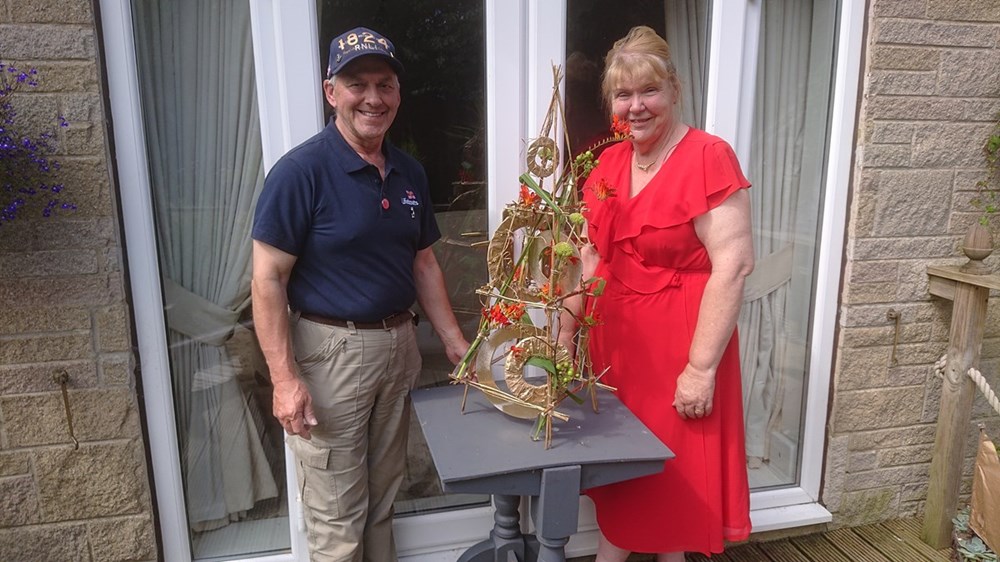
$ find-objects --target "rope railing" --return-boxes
[935,354,1000,417]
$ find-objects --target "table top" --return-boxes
[411,385,673,495]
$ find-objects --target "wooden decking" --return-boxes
[574,519,955,561]
[695,519,953,562]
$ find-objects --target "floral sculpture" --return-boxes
[450,66,629,448]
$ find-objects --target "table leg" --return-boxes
[530,465,581,562]
[457,494,526,562]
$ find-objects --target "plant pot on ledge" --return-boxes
[960,223,994,275]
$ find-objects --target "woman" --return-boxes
[566,26,754,561]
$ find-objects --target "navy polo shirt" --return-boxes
[252,119,441,322]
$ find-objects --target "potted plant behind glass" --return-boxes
[962,113,1000,274]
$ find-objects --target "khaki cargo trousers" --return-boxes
[287,313,422,562]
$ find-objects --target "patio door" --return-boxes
[101,0,865,559]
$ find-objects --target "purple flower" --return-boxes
[0,61,73,226]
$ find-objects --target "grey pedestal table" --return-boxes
[411,385,674,562]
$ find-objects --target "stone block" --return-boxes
[901,481,929,502]
[9,0,92,24]
[833,386,925,431]
[29,217,117,251]
[88,516,156,562]
[95,305,131,353]
[61,93,103,126]
[0,332,93,364]
[912,123,996,168]
[843,281,898,304]
[836,346,912,390]
[927,0,1000,21]
[848,450,878,472]
[0,24,96,59]
[63,122,106,157]
[841,301,949,328]
[872,170,953,236]
[853,236,957,260]
[892,342,947,366]
[834,488,900,527]
[12,61,99,93]
[34,441,148,521]
[99,354,134,386]
[870,121,914,144]
[873,0,928,18]
[844,463,930,491]
[0,524,88,562]
[897,260,940,301]
[821,434,849,512]
[0,475,40,526]
[937,50,1000,97]
[868,70,937,96]
[867,95,964,121]
[0,451,30,477]
[841,322,931,348]
[847,260,899,284]
[870,46,940,71]
[0,306,90,335]
[0,274,124,308]
[877,444,934,466]
[1,388,139,447]
[861,143,910,168]
[876,20,994,48]
[847,424,937,450]
[0,250,98,278]
[0,361,97,395]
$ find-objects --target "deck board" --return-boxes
[881,519,954,562]
[755,539,812,562]
[824,528,893,562]
[854,523,939,562]
[791,533,854,562]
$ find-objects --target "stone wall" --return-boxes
[824,0,1000,528]
[0,1,156,560]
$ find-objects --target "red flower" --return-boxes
[611,115,631,137]
[589,178,617,201]
[509,345,525,359]
[519,184,540,206]
[504,302,526,322]
[512,265,524,282]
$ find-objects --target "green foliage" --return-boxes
[971,113,1000,228]
[954,506,997,562]
[957,537,998,562]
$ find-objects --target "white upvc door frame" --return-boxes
[100,0,866,558]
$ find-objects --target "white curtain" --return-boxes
[133,0,277,530]
[739,0,834,467]
[664,0,711,129]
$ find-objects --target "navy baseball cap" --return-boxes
[327,27,404,78]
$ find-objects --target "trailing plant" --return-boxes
[970,112,1000,230]
[0,61,74,226]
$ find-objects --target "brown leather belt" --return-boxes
[298,310,416,330]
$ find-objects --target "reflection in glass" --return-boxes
[565,0,711,158]
[740,0,838,489]
[317,0,490,515]
[132,0,288,558]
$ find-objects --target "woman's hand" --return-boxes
[673,363,715,420]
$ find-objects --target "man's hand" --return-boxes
[673,363,715,420]
[273,375,318,439]
[441,333,470,365]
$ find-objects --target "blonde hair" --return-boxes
[601,26,681,109]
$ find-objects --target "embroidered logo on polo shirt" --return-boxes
[401,190,420,207]
[401,189,419,219]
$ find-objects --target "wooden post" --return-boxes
[922,264,1000,548]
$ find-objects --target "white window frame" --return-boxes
[100,0,866,558]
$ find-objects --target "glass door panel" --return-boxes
[739,0,837,489]
[565,0,711,157]
[131,0,290,559]
[316,0,491,516]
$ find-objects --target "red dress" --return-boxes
[583,129,752,555]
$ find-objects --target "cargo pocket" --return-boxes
[293,323,348,373]
[287,436,340,518]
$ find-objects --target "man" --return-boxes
[251,27,469,562]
